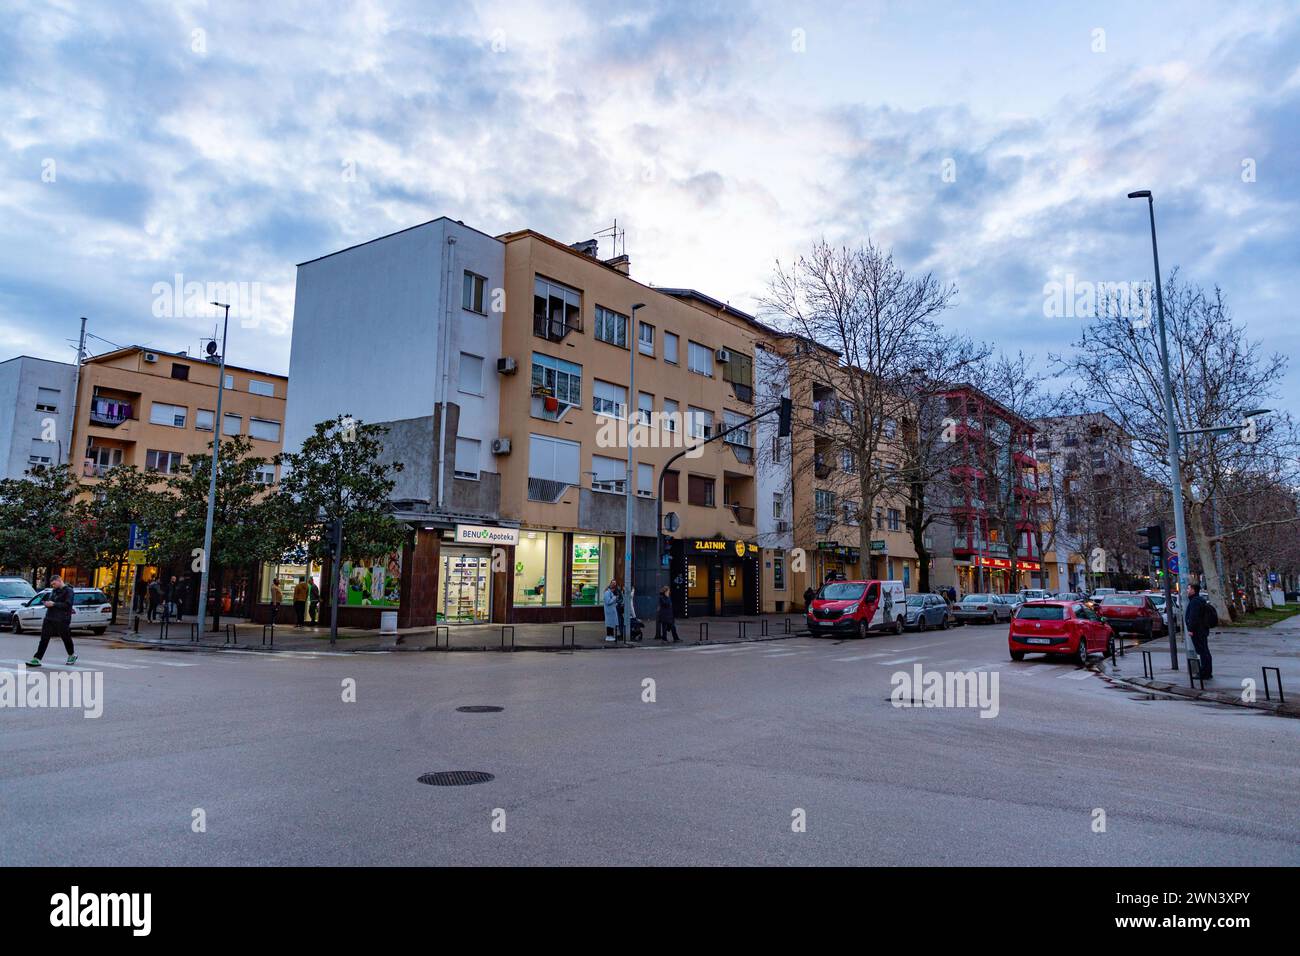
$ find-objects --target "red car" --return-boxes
[806,579,907,638]
[1098,594,1165,639]
[1008,600,1114,666]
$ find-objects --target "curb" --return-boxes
[1095,659,1298,717]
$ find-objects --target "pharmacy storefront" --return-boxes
[440,524,519,624]
[511,529,622,623]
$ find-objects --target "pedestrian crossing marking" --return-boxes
[880,656,922,665]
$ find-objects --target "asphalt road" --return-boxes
[2,620,1297,866]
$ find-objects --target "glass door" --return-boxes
[441,552,492,623]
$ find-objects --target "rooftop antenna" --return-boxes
[594,219,625,259]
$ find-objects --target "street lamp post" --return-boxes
[197,301,231,631]
[625,303,646,639]
[1127,190,1195,666]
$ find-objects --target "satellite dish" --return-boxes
[205,340,218,356]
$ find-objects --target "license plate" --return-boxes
[1026,637,1050,645]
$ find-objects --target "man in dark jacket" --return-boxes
[26,574,76,666]
[147,577,162,622]
[655,586,680,642]
[1184,584,1214,679]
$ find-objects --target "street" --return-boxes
[3,622,1296,866]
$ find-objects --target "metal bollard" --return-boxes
[784,618,791,635]
[225,623,236,645]
[1141,650,1153,680]
[159,619,169,640]
[761,618,769,636]
[189,623,199,642]
[435,625,449,649]
[262,622,275,647]
[561,624,575,649]
[1262,666,1284,702]
[698,621,709,644]
[1188,657,1204,689]
[738,621,747,640]
[500,625,515,650]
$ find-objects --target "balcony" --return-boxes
[814,454,834,480]
[729,503,755,526]
[88,397,134,428]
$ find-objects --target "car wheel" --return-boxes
[940,615,949,630]
[858,620,870,640]
[92,626,106,635]
[12,617,22,634]
[1010,650,1024,662]
[1076,635,1090,667]
[916,616,927,632]
[893,616,904,635]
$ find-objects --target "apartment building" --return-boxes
[0,355,77,480]
[930,384,1044,594]
[283,217,506,628]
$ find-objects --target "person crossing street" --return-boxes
[25,574,76,667]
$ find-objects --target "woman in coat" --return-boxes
[655,586,680,642]
[603,581,621,642]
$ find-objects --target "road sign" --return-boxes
[128,523,150,550]
[1165,536,1178,555]
[1167,555,1179,574]
[127,549,145,565]
[663,512,679,533]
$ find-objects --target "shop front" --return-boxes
[959,554,1041,594]
[510,529,622,623]
[814,542,863,585]
[672,538,760,618]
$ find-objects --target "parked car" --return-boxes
[10,588,112,635]
[904,593,950,631]
[1009,599,1115,666]
[1098,594,1165,639]
[953,593,1013,625]
[1141,591,1180,632]
[0,577,38,631]
[1018,588,1053,602]
[807,579,907,638]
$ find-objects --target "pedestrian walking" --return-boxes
[603,580,621,643]
[655,585,680,642]
[292,579,309,627]
[147,576,162,622]
[25,574,76,667]
[308,580,320,625]
[1184,583,1217,679]
[173,578,187,622]
[804,585,817,610]
[163,575,180,622]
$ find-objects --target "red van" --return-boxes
[807,580,907,638]
[1008,599,1114,666]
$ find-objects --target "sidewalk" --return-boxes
[99,611,811,653]
[1097,610,1300,716]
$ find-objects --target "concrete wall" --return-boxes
[0,357,79,480]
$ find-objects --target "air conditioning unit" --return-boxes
[496,357,518,375]
[143,351,159,363]
[715,348,732,364]
[490,437,511,455]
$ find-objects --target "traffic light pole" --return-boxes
[1142,524,1179,669]
[328,517,343,646]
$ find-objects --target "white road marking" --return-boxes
[832,655,872,662]
[763,652,800,658]
[1058,670,1093,680]
[880,656,922,665]
[126,658,199,667]
[73,658,149,670]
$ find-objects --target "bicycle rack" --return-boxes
[1262,666,1284,703]
[698,621,709,644]
[561,624,575,649]
[500,625,515,650]
[1141,650,1153,680]
[261,623,275,647]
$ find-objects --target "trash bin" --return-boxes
[379,611,398,635]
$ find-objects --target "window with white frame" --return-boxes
[637,462,654,496]
[248,379,275,397]
[592,380,627,419]
[28,438,54,466]
[772,434,783,462]
[458,353,484,395]
[463,271,487,314]
[664,332,679,364]
[842,499,860,526]
[687,406,713,440]
[531,352,582,407]
[841,450,858,474]
[688,341,713,376]
[145,449,184,474]
[248,418,280,442]
[150,402,186,428]
[591,454,626,494]
[772,492,784,519]
[455,437,481,479]
[638,321,654,356]
[195,409,215,431]
[594,306,628,348]
[723,410,750,447]
[251,463,276,485]
[662,398,679,433]
[888,508,901,531]
[223,374,234,389]
[884,418,897,439]
[528,434,579,484]
[637,391,654,425]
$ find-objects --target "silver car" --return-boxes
[953,593,1014,624]
[0,577,37,631]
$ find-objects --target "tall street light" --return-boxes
[625,302,646,639]
[197,301,231,631]
[1127,190,1194,665]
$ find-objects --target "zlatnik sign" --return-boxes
[454,524,520,546]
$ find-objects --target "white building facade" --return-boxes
[0,356,78,481]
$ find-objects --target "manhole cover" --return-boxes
[417,771,495,786]
[456,705,504,713]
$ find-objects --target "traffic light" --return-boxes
[1137,524,1163,556]
[777,397,793,438]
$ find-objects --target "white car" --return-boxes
[0,577,38,631]
[11,588,112,635]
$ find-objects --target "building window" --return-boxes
[772,435,782,462]
[150,402,186,428]
[248,379,275,397]
[531,352,582,408]
[171,363,190,381]
[534,276,582,340]
[663,469,680,502]
[28,439,54,467]
[688,475,715,507]
[455,437,480,480]
[145,449,184,474]
[663,399,679,433]
[772,493,784,519]
[638,321,655,356]
[884,418,897,439]
[842,499,859,526]
[458,353,484,395]
[887,508,901,531]
[528,433,580,501]
[594,305,628,348]
[815,489,836,533]
[463,271,487,314]
[251,463,276,485]
[875,508,884,530]
[247,418,279,442]
[592,454,626,494]
[723,410,751,448]
[195,409,215,431]
[570,534,617,605]
[592,380,627,419]
[688,341,713,377]
[637,391,653,425]
[224,413,241,436]
[513,530,565,607]
[664,332,679,364]
[637,462,655,497]
[773,551,786,591]
[841,450,857,474]
[687,406,713,440]
[35,387,60,412]
[223,374,234,389]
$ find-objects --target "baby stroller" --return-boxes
[627,614,644,643]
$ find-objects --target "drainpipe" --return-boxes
[436,234,457,512]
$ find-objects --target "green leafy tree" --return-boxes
[0,464,82,583]
[81,465,168,621]
[275,415,408,622]
[152,434,291,630]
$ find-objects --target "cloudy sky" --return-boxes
[2,0,1297,414]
